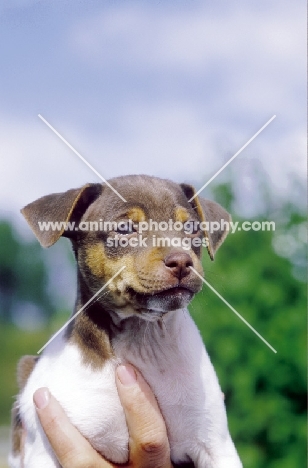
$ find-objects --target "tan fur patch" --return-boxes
[146,246,165,264]
[126,207,146,223]
[17,355,38,390]
[85,243,107,278]
[105,255,138,302]
[175,206,189,224]
[85,244,140,300]
[134,247,170,292]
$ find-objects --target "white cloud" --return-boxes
[66,1,306,159]
[70,3,304,68]
[0,1,305,220]
[0,117,98,213]
[0,103,305,223]
[0,107,217,214]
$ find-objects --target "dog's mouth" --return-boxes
[127,286,195,313]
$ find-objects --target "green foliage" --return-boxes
[189,224,306,467]
[0,221,53,323]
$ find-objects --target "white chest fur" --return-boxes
[15,309,242,468]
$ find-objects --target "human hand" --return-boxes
[33,364,173,468]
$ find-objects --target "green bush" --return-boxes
[190,224,306,467]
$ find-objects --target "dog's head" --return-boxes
[22,175,230,321]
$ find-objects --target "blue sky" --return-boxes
[0,0,306,221]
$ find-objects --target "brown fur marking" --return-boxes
[68,307,115,370]
[10,402,23,456]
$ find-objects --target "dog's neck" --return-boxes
[65,274,184,370]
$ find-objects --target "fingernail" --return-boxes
[33,387,50,409]
[117,365,137,386]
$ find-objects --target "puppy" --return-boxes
[9,175,242,467]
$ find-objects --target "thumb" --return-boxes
[116,365,172,468]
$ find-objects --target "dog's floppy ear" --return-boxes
[180,183,231,260]
[21,184,102,248]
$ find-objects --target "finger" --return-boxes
[116,365,172,468]
[34,387,114,468]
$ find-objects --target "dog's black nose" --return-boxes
[164,252,193,280]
